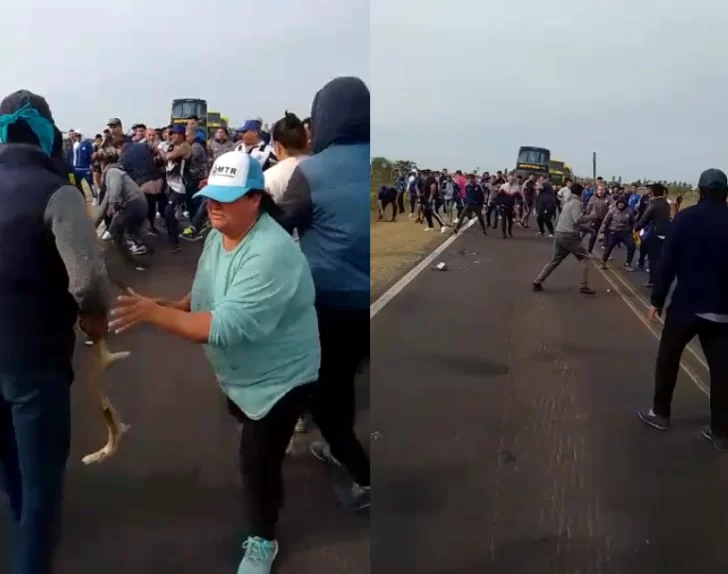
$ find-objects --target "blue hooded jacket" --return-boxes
[293,77,370,310]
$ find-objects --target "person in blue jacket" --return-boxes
[285,76,370,511]
[72,132,95,197]
[638,169,728,451]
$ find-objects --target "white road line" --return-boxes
[370,219,476,319]
[599,263,708,371]
[593,262,709,396]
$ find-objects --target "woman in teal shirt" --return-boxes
[110,151,320,574]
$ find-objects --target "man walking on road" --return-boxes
[638,169,728,451]
[532,183,597,295]
[0,90,110,574]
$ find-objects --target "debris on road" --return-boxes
[434,262,448,271]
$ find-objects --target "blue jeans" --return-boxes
[0,366,72,574]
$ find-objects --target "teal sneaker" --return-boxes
[237,537,279,574]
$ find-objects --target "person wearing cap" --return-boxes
[639,169,728,450]
[162,124,192,252]
[109,151,319,574]
[0,89,110,574]
[283,76,371,511]
[234,119,277,171]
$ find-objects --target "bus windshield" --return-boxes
[549,160,565,173]
[171,100,207,122]
[518,148,549,166]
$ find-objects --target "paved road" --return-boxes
[370,224,726,574]
[0,238,369,574]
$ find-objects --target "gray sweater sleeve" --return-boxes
[104,168,124,205]
[44,186,110,316]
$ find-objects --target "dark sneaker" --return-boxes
[637,264,645,272]
[600,263,608,270]
[310,440,342,467]
[701,426,727,451]
[638,408,671,431]
[532,282,543,292]
[579,286,596,295]
[623,263,635,272]
[643,282,654,289]
[335,482,371,512]
[170,245,182,254]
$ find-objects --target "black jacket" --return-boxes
[636,196,671,236]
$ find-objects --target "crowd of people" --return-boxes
[62,111,316,269]
[0,76,369,574]
[379,169,684,288]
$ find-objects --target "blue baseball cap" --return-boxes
[239,119,260,133]
[170,124,186,135]
[194,151,265,203]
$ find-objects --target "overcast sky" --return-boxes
[371,0,728,183]
[0,0,368,136]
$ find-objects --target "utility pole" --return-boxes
[592,152,597,181]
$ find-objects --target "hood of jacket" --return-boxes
[310,76,369,154]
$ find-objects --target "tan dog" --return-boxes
[82,339,131,465]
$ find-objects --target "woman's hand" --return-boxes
[109,288,159,334]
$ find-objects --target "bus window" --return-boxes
[518,148,549,166]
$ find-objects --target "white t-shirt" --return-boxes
[264,156,308,204]
[557,186,571,205]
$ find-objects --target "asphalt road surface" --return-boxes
[370,222,726,574]
[0,237,370,574]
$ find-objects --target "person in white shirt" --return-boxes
[264,112,309,233]
[235,119,278,170]
[557,178,573,209]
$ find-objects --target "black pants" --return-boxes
[145,193,166,228]
[586,218,604,253]
[603,230,635,264]
[191,199,209,230]
[485,203,498,228]
[454,204,486,233]
[500,206,514,236]
[226,384,312,541]
[308,306,370,487]
[653,311,728,435]
[408,192,417,214]
[422,202,444,229]
[396,190,405,214]
[164,191,185,245]
[536,208,555,234]
[646,234,664,284]
[378,198,397,221]
[108,198,148,264]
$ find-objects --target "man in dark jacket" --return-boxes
[535,177,557,236]
[638,169,728,451]
[635,182,671,287]
[0,90,110,574]
[286,77,370,511]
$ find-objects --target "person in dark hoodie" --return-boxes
[0,90,110,574]
[638,169,728,451]
[377,184,398,221]
[535,176,557,236]
[453,173,487,235]
[635,182,671,288]
[286,77,370,511]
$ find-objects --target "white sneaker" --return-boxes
[424,227,432,232]
[452,218,459,225]
[440,226,449,234]
[101,231,112,241]
[130,244,147,256]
